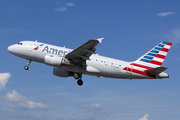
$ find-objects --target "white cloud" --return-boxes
[0,108,14,112]
[165,28,180,47]
[79,103,110,116]
[56,2,61,5]
[81,103,102,109]
[0,73,11,90]
[66,3,75,6]
[54,7,68,12]
[157,12,175,17]
[138,114,149,120]
[54,2,75,12]
[5,90,48,109]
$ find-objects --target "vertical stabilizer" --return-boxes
[133,41,172,68]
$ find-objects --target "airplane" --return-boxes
[8,38,172,86]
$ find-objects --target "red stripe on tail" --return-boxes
[161,48,169,52]
[155,54,166,59]
[150,60,162,66]
[166,42,172,46]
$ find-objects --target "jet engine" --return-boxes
[53,67,73,77]
[44,55,72,67]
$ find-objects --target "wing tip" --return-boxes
[162,41,172,46]
[97,37,104,43]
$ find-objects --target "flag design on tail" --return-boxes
[135,41,172,67]
[123,41,172,78]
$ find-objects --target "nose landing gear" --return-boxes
[24,60,31,70]
[74,73,83,86]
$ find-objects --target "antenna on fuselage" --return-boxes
[34,40,38,46]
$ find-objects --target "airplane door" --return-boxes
[26,42,34,52]
[26,42,37,60]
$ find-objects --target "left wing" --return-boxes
[65,38,103,63]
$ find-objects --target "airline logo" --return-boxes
[123,41,172,78]
[34,44,44,50]
[139,41,172,66]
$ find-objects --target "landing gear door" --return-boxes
[26,42,37,60]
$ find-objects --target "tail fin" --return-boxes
[133,41,172,68]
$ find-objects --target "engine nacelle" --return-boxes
[44,55,71,67]
[53,67,73,77]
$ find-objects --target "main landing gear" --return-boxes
[74,73,83,86]
[24,60,31,70]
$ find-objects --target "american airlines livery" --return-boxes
[8,38,172,86]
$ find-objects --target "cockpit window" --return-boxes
[17,42,23,45]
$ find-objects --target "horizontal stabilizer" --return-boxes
[145,66,168,74]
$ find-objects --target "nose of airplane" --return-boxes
[7,45,14,53]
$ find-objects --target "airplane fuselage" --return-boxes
[8,40,169,81]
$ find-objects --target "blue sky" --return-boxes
[0,0,180,120]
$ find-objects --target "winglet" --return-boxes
[97,37,104,43]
